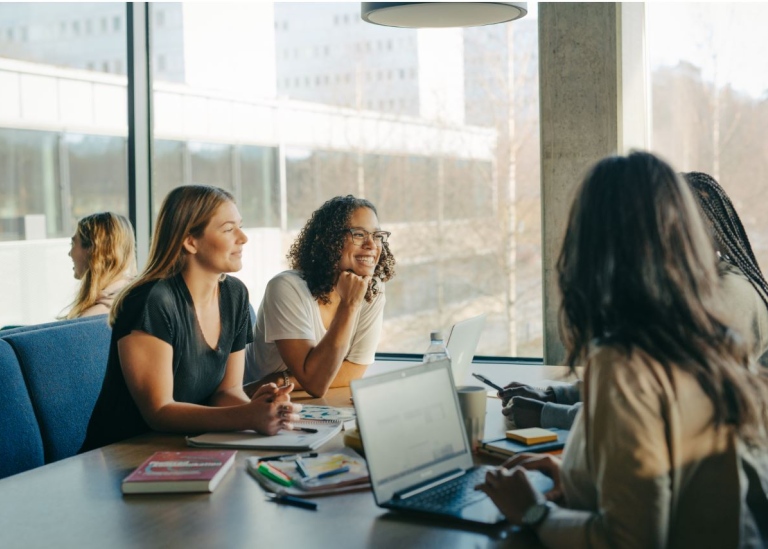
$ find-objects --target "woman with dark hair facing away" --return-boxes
[501,170,768,430]
[81,185,300,451]
[477,152,768,547]
[244,195,396,398]
[64,212,136,319]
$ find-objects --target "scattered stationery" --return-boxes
[121,450,236,494]
[506,427,559,445]
[297,404,357,430]
[247,447,370,497]
[265,493,318,511]
[186,423,341,451]
[479,429,569,459]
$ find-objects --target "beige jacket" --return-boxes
[537,345,749,549]
[719,262,768,365]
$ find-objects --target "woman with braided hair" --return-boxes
[499,170,768,431]
[244,195,396,398]
[685,171,768,365]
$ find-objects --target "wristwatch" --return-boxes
[521,501,554,529]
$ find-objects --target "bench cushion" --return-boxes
[0,339,45,478]
[0,315,106,339]
[6,319,111,463]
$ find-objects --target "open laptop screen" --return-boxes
[446,313,486,385]
[352,359,473,503]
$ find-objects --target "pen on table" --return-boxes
[259,452,319,462]
[305,465,350,482]
[266,493,318,511]
[294,456,310,478]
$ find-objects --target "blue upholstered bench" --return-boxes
[0,339,45,478]
[0,316,111,478]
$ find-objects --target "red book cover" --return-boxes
[122,450,237,494]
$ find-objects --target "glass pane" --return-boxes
[647,3,768,273]
[151,2,542,357]
[0,3,128,326]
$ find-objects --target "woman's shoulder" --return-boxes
[221,274,248,295]
[587,344,668,395]
[120,278,175,315]
[266,270,310,295]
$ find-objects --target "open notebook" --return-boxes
[186,423,341,451]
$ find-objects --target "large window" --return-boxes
[0,3,127,325]
[647,3,768,272]
[150,2,543,357]
[0,2,542,358]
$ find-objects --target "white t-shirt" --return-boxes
[244,270,385,383]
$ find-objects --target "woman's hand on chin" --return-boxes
[336,271,370,307]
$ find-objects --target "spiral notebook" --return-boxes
[297,405,357,431]
[186,423,341,451]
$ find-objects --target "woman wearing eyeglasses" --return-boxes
[244,195,396,397]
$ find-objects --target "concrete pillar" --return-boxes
[538,3,647,364]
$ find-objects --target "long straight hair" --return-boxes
[65,212,136,319]
[109,185,234,325]
[558,151,767,438]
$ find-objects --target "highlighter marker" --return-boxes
[257,462,293,487]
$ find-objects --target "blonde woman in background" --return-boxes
[64,212,136,319]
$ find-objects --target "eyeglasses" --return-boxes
[345,228,391,246]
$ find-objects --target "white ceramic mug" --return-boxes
[456,385,487,452]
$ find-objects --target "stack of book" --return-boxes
[479,428,569,459]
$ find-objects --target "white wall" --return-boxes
[0,227,284,327]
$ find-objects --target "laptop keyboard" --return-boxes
[392,467,489,513]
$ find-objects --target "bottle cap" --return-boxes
[430,331,443,341]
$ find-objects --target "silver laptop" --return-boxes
[446,313,487,386]
[351,358,553,526]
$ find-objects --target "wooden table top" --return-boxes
[0,363,576,549]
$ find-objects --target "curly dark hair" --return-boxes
[288,195,396,304]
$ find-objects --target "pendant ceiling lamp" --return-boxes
[361,2,527,28]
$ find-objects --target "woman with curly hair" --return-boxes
[244,195,396,397]
[63,212,136,319]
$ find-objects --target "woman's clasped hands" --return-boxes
[475,453,563,525]
[248,382,303,435]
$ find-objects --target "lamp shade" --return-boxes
[361,2,527,28]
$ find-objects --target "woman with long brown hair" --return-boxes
[477,152,768,547]
[82,185,300,451]
[64,212,136,318]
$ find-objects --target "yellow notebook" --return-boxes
[506,427,558,445]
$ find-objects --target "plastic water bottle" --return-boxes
[423,331,451,364]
